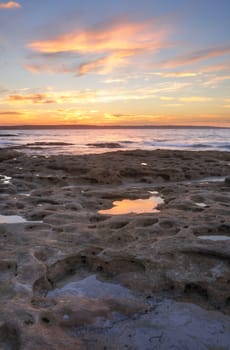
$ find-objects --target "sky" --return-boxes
[0,0,230,126]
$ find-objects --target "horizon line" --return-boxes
[0,124,230,130]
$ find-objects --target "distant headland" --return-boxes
[0,125,229,130]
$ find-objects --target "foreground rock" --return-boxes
[0,149,230,349]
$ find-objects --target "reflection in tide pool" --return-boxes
[198,235,230,241]
[0,175,12,185]
[48,274,135,299]
[0,214,43,224]
[0,215,27,224]
[99,195,164,215]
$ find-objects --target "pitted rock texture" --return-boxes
[0,149,230,349]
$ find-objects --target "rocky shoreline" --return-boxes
[0,148,230,349]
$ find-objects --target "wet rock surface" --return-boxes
[0,149,230,349]
[87,142,123,148]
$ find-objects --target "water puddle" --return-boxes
[47,274,135,299]
[98,195,164,215]
[198,235,230,241]
[185,176,226,186]
[0,215,27,224]
[78,299,230,349]
[198,176,226,184]
[0,175,12,185]
[148,191,159,195]
[0,214,42,224]
[195,202,208,208]
[19,192,31,197]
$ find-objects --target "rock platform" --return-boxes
[0,149,230,349]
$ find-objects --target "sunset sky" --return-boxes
[0,0,230,126]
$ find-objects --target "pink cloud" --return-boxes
[163,46,230,68]
[201,63,230,73]
[202,75,230,87]
[0,1,21,9]
[28,20,168,54]
[27,19,170,75]
[25,63,73,74]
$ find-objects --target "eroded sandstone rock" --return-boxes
[0,149,229,349]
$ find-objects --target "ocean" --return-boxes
[0,127,229,156]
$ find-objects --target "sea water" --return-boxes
[0,127,229,156]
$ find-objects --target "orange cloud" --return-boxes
[78,50,136,75]
[8,93,56,104]
[0,1,21,9]
[179,96,212,102]
[160,96,175,101]
[0,110,21,115]
[5,83,190,106]
[28,20,167,54]
[151,72,198,78]
[162,103,183,107]
[27,19,169,75]
[6,91,98,105]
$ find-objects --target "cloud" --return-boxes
[77,50,136,75]
[0,1,21,9]
[163,46,230,68]
[8,93,56,104]
[0,110,21,115]
[202,75,230,87]
[6,91,98,105]
[78,56,111,75]
[5,82,191,106]
[160,96,175,101]
[26,51,137,76]
[201,63,230,73]
[27,18,170,75]
[150,71,199,78]
[28,19,167,54]
[222,99,230,108]
[25,63,74,74]
[103,78,127,84]
[162,103,183,107]
[0,86,8,94]
[179,96,212,102]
